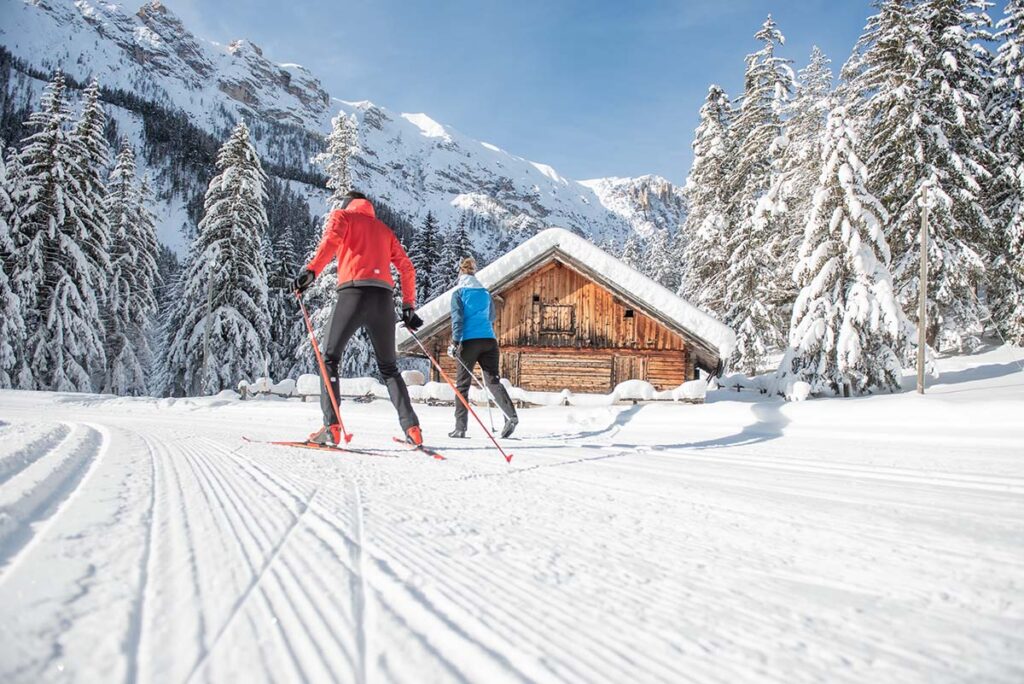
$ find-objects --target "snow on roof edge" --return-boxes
[396,227,737,359]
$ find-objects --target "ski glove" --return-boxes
[291,268,315,294]
[447,343,461,359]
[401,305,424,332]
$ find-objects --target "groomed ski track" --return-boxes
[0,356,1022,683]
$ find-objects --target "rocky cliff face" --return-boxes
[1,0,685,260]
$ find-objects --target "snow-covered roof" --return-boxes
[396,228,736,360]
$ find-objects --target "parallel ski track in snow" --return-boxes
[1,392,1022,683]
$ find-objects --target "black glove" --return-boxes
[291,269,315,294]
[401,305,424,331]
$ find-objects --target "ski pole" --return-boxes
[296,292,353,443]
[407,328,513,463]
[450,347,515,426]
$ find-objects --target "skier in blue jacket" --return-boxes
[448,257,518,439]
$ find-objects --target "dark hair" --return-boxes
[339,190,369,210]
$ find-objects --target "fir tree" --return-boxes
[68,78,111,314]
[163,121,271,395]
[620,232,643,271]
[779,107,908,397]
[846,0,997,351]
[989,0,1024,343]
[12,72,107,391]
[0,143,26,388]
[723,16,795,373]
[104,141,159,395]
[680,85,734,313]
[300,110,374,378]
[771,47,834,313]
[408,211,443,301]
[313,111,358,208]
[439,212,475,291]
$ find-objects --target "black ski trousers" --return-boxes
[453,338,517,431]
[320,287,418,431]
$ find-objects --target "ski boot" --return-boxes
[501,417,518,439]
[308,424,341,446]
[448,428,467,439]
[405,425,424,446]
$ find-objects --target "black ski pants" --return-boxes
[320,287,418,431]
[453,338,517,431]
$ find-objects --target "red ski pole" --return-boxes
[296,292,353,443]
[406,328,513,463]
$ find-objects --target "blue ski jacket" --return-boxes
[450,274,496,343]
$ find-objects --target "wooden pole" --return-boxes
[917,192,929,395]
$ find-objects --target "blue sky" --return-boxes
[159,0,875,185]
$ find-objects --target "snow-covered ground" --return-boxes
[1,347,1023,683]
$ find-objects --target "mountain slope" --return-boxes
[0,0,685,261]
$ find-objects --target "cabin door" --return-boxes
[613,355,648,386]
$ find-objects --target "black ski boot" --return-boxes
[448,428,467,439]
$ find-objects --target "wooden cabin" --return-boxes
[396,228,735,395]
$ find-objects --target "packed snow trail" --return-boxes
[1,351,1023,683]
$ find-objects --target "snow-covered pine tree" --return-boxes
[264,233,296,379]
[680,85,735,313]
[620,232,643,271]
[163,121,271,395]
[314,111,358,209]
[0,143,26,388]
[771,47,834,312]
[439,212,474,291]
[779,106,907,397]
[723,16,795,374]
[988,0,1024,344]
[643,228,676,288]
[408,211,443,301]
[299,109,379,379]
[12,72,108,391]
[103,141,159,395]
[846,0,997,351]
[68,78,111,320]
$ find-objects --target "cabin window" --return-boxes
[624,309,635,318]
[532,294,541,303]
[540,303,576,334]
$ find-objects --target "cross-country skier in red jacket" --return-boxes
[292,191,425,446]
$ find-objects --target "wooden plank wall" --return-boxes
[494,261,687,351]
[423,259,697,394]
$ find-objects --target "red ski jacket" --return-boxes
[305,198,417,306]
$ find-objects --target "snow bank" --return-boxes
[676,378,708,402]
[786,381,812,402]
[296,374,320,397]
[401,370,426,386]
[271,379,296,396]
[396,228,736,358]
[408,381,456,403]
[612,380,656,401]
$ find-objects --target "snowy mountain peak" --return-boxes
[1,0,687,259]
